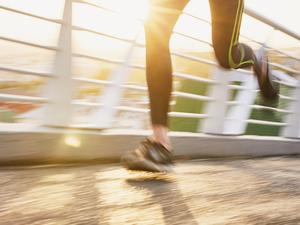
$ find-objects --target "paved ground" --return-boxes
[0,156,299,225]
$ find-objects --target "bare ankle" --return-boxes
[151,124,172,151]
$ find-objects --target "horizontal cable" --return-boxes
[272,70,299,85]
[0,5,63,24]
[237,31,300,73]
[0,66,53,77]
[171,51,217,66]
[73,77,147,91]
[182,12,211,25]
[172,31,212,46]
[227,101,239,106]
[0,93,46,103]
[71,39,245,77]
[251,105,291,114]
[75,72,261,92]
[73,77,110,85]
[73,0,115,14]
[173,91,212,101]
[244,7,300,41]
[241,35,300,62]
[74,54,144,69]
[75,53,212,76]
[268,48,300,62]
[74,25,213,50]
[73,0,144,23]
[73,101,208,119]
[3,3,298,68]
[279,94,296,101]
[168,112,208,119]
[274,80,299,88]
[246,119,286,126]
[72,100,101,107]
[4,29,296,79]
[172,52,252,75]
[4,67,290,106]
[173,72,215,84]
[269,62,300,75]
[72,25,136,43]
[75,72,216,87]
[117,106,148,113]
[183,7,300,74]
[74,77,212,101]
[243,38,299,74]
[228,84,253,90]
[0,36,59,51]
[73,53,123,65]
[119,106,208,119]
[266,46,300,62]
[243,36,300,74]
[75,78,211,101]
[116,106,209,119]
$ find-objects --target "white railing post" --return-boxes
[41,0,73,126]
[223,73,258,134]
[200,67,231,134]
[87,29,142,129]
[281,76,300,138]
[200,69,258,135]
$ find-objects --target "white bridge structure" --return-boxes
[0,0,300,163]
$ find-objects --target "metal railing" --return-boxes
[0,0,300,138]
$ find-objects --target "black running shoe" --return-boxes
[253,47,279,100]
[121,138,173,173]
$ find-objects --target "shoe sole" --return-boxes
[121,153,172,173]
[254,47,279,100]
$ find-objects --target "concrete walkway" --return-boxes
[0,156,299,225]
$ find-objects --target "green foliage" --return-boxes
[0,109,16,123]
[170,79,292,136]
[170,79,207,132]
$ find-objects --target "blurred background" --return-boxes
[0,2,300,224]
[0,0,300,136]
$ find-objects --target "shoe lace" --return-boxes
[141,138,173,164]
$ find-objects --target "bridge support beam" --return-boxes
[40,0,73,127]
[223,74,258,135]
[200,68,231,134]
[87,29,142,129]
[200,68,257,135]
[282,76,300,138]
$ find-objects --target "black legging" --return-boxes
[145,0,257,126]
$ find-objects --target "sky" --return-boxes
[246,0,300,35]
[0,0,299,58]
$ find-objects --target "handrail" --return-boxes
[244,8,300,41]
[0,66,54,78]
[0,1,299,136]
[0,5,63,24]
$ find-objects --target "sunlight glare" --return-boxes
[64,136,81,148]
[106,0,150,20]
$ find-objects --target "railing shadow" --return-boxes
[126,174,199,225]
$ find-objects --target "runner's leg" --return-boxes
[209,0,278,99]
[209,0,256,69]
[145,0,189,128]
[145,0,189,149]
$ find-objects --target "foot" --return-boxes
[253,47,279,100]
[121,138,173,173]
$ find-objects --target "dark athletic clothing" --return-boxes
[145,0,257,126]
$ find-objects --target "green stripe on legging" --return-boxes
[228,0,254,68]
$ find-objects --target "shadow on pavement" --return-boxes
[126,174,199,225]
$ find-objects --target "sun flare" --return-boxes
[100,0,150,20]
[64,136,81,148]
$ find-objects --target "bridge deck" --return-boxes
[1,123,300,164]
[0,157,299,224]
